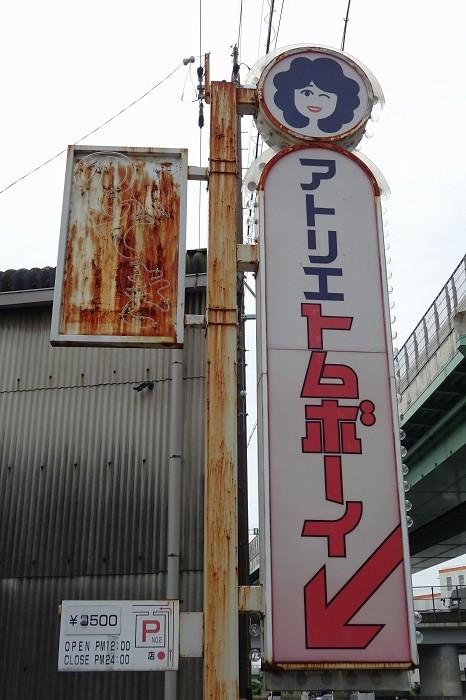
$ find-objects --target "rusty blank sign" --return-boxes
[51,146,188,347]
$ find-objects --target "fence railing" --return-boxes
[413,584,466,622]
[396,256,466,394]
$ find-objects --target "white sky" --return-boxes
[1,0,465,584]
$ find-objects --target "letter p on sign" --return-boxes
[142,619,161,642]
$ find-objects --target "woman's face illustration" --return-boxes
[293,82,338,121]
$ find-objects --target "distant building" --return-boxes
[413,564,466,612]
[413,590,443,612]
[439,564,466,592]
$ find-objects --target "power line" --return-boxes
[0,62,185,196]
[197,0,206,248]
[241,0,284,244]
[236,0,244,50]
[264,0,276,54]
[247,420,257,448]
[272,0,286,51]
[341,0,352,52]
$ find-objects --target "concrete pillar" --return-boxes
[418,643,462,696]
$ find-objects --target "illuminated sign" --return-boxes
[51,146,187,347]
[255,46,382,150]
[257,144,417,668]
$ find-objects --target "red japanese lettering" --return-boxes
[302,501,363,557]
[301,350,359,399]
[324,455,343,504]
[301,303,353,350]
[302,399,376,454]
[302,400,362,454]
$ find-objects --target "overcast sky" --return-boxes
[2,0,465,584]
[2,0,465,344]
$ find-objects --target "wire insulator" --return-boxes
[197,64,205,101]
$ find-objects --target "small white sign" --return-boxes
[58,600,179,671]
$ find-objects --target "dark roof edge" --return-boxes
[0,250,207,309]
[0,274,207,310]
[0,288,55,309]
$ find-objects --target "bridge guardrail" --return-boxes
[413,584,466,622]
[396,255,466,394]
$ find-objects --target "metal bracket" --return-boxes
[237,243,258,272]
[188,166,209,181]
[184,314,206,328]
[238,585,264,613]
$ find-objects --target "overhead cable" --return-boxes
[341,0,352,51]
[0,62,184,196]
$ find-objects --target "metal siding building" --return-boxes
[0,258,206,698]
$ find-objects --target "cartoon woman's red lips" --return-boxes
[307,106,322,112]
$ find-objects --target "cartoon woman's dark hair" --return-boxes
[273,56,361,133]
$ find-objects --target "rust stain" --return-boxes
[204,82,240,699]
[59,152,182,341]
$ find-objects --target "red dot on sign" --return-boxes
[157,651,165,660]
[359,399,376,426]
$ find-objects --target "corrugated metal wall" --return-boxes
[0,283,206,699]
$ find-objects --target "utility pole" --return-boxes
[204,76,256,699]
[232,41,254,700]
[204,79,240,699]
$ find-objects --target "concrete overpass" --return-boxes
[397,255,466,574]
[414,609,466,696]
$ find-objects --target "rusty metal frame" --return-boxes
[51,145,188,348]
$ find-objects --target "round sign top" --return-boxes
[254,46,382,149]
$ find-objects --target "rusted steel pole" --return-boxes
[204,80,240,699]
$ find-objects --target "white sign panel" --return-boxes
[257,145,416,668]
[58,600,179,671]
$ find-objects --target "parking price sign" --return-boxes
[58,600,179,671]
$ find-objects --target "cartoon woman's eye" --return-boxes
[301,89,314,97]
[319,93,331,99]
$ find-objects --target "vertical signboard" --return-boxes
[51,146,187,347]
[257,143,417,669]
[58,600,179,671]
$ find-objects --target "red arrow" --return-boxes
[304,524,403,649]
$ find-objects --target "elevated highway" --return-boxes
[415,610,466,696]
[397,255,466,574]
